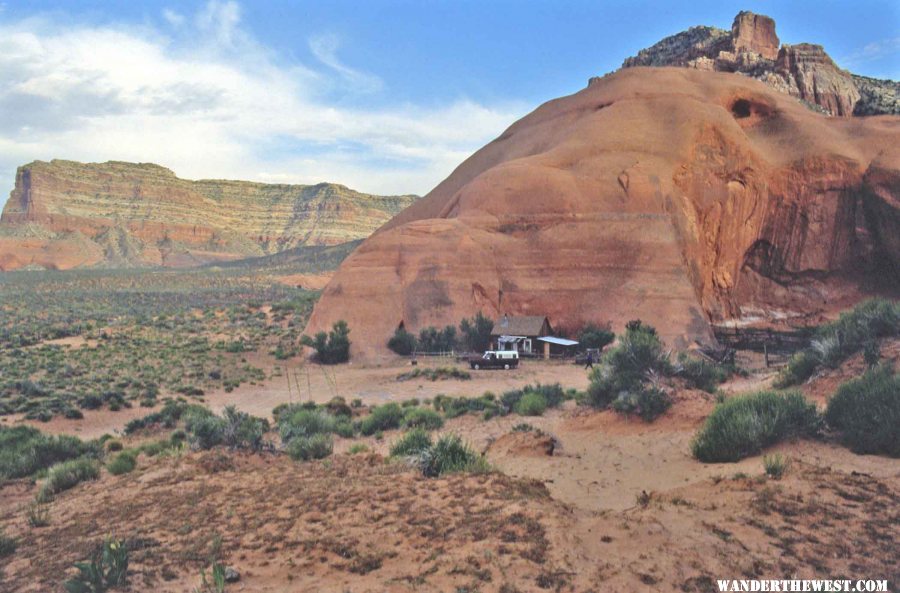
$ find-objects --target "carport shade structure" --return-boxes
[536,336,579,359]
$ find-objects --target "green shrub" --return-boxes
[27,499,51,528]
[585,321,671,410]
[301,320,351,364]
[776,299,900,387]
[611,386,672,422]
[334,420,356,438]
[106,440,123,452]
[64,537,128,593]
[402,407,444,430]
[390,428,433,457]
[106,452,137,476]
[514,392,547,416]
[436,394,500,419]
[38,458,101,502]
[279,409,336,442]
[512,423,535,432]
[825,365,899,457]
[774,350,820,388]
[0,426,100,480]
[187,415,226,450]
[219,406,269,451]
[418,435,490,478]
[387,327,417,355]
[359,403,404,436]
[678,354,729,392]
[691,391,821,463]
[287,434,333,461]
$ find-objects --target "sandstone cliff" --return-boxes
[0,160,417,270]
[307,67,900,359]
[618,11,897,117]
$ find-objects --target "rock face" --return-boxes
[307,67,899,359]
[619,11,897,117]
[0,160,417,270]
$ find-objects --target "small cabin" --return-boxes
[490,315,554,356]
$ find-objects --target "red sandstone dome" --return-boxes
[306,67,899,359]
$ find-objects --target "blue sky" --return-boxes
[0,1,897,195]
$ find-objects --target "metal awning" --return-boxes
[536,336,579,346]
[498,335,526,343]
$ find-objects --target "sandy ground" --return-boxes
[2,349,898,591]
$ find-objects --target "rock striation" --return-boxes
[307,67,900,359]
[0,160,417,270]
[618,11,897,117]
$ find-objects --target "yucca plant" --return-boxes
[64,537,128,593]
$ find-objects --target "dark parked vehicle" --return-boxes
[469,350,519,370]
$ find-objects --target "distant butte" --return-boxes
[617,11,898,117]
[0,160,417,270]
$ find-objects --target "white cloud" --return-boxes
[0,1,526,196]
[162,9,185,28]
[839,37,900,70]
[308,33,383,93]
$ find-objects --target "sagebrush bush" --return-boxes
[777,299,899,387]
[359,403,404,436]
[38,458,101,502]
[278,409,335,442]
[678,354,729,393]
[825,365,899,457]
[0,426,100,480]
[389,428,433,457]
[219,405,269,451]
[585,321,672,413]
[187,415,226,450]
[514,392,547,416]
[436,393,500,419]
[691,391,820,462]
[611,386,672,422]
[106,451,137,476]
[287,433,333,461]
[774,350,820,388]
[402,407,444,430]
[418,434,490,478]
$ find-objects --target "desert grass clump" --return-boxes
[348,443,369,455]
[691,391,820,463]
[38,458,101,502]
[106,451,138,476]
[825,365,899,457]
[26,499,51,528]
[762,454,789,479]
[359,403,404,436]
[418,434,490,478]
[402,406,444,430]
[389,428,433,457]
[0,529,16,558]
[287,433,333,461]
